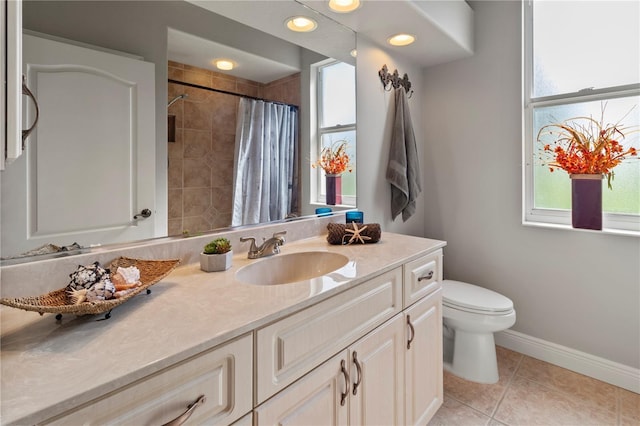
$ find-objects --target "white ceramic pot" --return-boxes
[200,251,233,272]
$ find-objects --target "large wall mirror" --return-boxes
[1,0,356,264]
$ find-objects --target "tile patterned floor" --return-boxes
[428,346,640,426]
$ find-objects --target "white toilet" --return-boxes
[442,280,516,384]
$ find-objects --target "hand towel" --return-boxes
[386,87,421,221]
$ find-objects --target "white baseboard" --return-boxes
[495,329,640,394]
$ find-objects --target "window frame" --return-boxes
[311,59,356,207]
[522,1,640,235]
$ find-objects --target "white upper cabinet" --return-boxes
[2,0,23,169]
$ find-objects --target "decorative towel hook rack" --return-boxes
[378,64,413,98]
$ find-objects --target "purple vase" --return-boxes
[326,174,342,206]
[571,174,603,230]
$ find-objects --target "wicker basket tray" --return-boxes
[0,257,180,318]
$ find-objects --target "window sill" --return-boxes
[522,220,640,238]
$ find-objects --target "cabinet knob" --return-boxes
[162,395,206,426]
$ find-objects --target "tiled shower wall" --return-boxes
[167,61,301,236]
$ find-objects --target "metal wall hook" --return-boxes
[378,64,414,98]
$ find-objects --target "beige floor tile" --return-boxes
[428,396,491,426]
[619,387,640,424]
[494,376,615,426]
[516,356,618,414]
[443,346,522,416]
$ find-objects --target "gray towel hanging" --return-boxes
[386,87,421,221]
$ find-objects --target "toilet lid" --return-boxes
[442,280,513,314]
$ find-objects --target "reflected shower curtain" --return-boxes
[232,98,298,226]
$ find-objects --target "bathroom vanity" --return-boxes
[0,233,445,425]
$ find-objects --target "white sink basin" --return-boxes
[235,251,349,285]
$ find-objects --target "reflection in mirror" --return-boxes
[0,0,355,264]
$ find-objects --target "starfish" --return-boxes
[343,222,372,245]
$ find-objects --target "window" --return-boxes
[312,60,356,206]
[523,0,640,233]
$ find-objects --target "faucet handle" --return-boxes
[240,236,257,251]
[272,231,286,243]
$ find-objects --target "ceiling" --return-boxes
[177,0,473,83]
[299,0,474,67]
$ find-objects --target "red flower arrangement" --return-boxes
[537,106,638,189]
[312,140,353,175]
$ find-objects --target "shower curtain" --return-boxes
[232,98,298,226]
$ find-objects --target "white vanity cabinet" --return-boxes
[255,268,403,404]
[255,248,444,426]
[404,250,444,424]
[255,314,406,425]
[41,334,253,426]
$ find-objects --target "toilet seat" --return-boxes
[443,280,513,315]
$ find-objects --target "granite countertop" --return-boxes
[0,232,446,425]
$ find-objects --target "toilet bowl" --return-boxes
[442,280,516,384]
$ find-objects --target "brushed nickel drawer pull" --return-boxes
[352,351,362,396]
[418,270,434,281]
[407,315,415,350]
[162,395,206,426]
[340,359,350,406]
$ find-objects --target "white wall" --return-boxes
[420,1,640,369]
[355,36,426,237]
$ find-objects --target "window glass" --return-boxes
[532,1,640,98]
[525,0,640,231]
[320,130,356,197]
[320,62,356,127]
[533,98,640,215]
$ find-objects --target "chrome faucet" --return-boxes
[240,231,286,259]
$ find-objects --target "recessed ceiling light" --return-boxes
[350,49,357,58]
[328,0,361,13]
[285,16,318,32]
[215,59,234,71]
[387,33,416,47]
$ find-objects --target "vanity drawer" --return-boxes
[255,267,402,404]
[43,334,253,426]
[403,249,442,308]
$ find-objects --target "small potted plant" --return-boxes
[200,237,232,272]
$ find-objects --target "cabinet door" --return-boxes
[405,288,443,425]
[255,350,349,426]
[43,334,253,426]
[349,314,405,426]
[2,0,22,169]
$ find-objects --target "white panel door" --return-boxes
[349,314,405,426]
[1,33,157,257]
[405,288,443,425]
[255,350,349,426]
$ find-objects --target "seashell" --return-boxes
[85,277,116,302]
[67,288,88,305]
[116,266,140,284]
[68,262,110,291]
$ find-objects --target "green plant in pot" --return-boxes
[200,237,233,272]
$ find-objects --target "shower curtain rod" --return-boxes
[168,79,299,109]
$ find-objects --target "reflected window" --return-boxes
[313,60,356,206]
